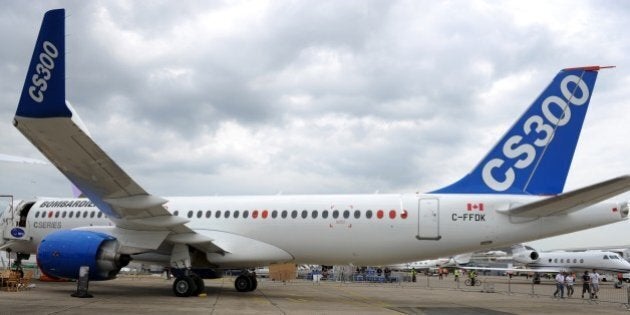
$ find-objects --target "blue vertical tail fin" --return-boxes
[16,9,70,118]
[433,66,613,195]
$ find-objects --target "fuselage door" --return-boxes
[416,198,441,240]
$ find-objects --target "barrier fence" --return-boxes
[266,272,630,308]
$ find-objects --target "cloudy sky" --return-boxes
[1,1,630,248]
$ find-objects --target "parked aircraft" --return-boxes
[1,9,630,297]
[389,253,472,271]
[465,245,630,274]
[0,154,47,165]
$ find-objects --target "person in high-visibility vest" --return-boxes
[454,269,461,282]
[468,270,477,286]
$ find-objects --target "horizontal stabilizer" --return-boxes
[499,175,630,217]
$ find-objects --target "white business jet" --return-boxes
[465,245,630,274]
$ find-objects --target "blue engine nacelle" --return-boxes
[37,230,130,281]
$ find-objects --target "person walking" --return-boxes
[590,269,600,299]
[581,270,591,299]
[553,272,565,299]
[565,272,574,297]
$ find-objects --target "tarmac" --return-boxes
[0,275,628,314]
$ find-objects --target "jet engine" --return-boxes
[512,248,540,264]
[37,230,130,280]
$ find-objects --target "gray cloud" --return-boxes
[1,0,629,202]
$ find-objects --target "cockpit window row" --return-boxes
[32,210,106,219]
[172,209,409,220]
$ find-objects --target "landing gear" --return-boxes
[234,273,258,292]
[172,274,205,297]
[190,274,205,296]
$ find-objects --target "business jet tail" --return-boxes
[434,66,613,195]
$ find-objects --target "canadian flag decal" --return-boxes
[467,203,484,211]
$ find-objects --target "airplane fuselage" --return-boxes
[3,194,624,268]
[528,251,630,273]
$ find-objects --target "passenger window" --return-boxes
[377,210,384,219]
[83,211,88,218]
[234,210,240,218]
[573,259,577,263]
[90,211,96,218]
[548,259,552,263]
[252,210,258,219]
[354,210,360,219]
[281,210,288,219]
[291,210,298,219]
[301,210,308,219]
[62,211,67,218]
[389,210,396,219]
[69,211,74,218]
[197,210,203,218]
[272,210,278,219]
[55,211,60,218]
[262,210,268,219]
[187,210,193,218]
[97,212,103,218]
[173,210,179,216]
[34,211,39,218]
[216,211,222,218]
[580,259,584,263]
[225,210,231,218]
[366,210,373,219]
[243,210,249,218]
[332,210,339,219]
[554,259,557,263]
[560,259,564,263]
[604,255,609,260]
[206,210,212,218]
[322,210,329,219]
[343,210,350,219]
[312,210,318,219]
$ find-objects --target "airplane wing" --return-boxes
[12,11,220,260]
[498,175,630,218]
[14,110,223,252]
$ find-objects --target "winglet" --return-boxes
[16,9,71,118]
[562,65,615,72]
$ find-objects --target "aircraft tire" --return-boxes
[190,274,205,295]
[249,275,258,291]
[173,276,198,297]
[235,275,252,292]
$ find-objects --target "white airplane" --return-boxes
[390,258,453,271]
[0,154,47,165]
[1,9,630,297]
[389,254,471,271]
[480,250,508,257]
[466,245,630,274]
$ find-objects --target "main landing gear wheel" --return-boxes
[190,274,205,296]
[235,274,258,292]
[173,276,198,297]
